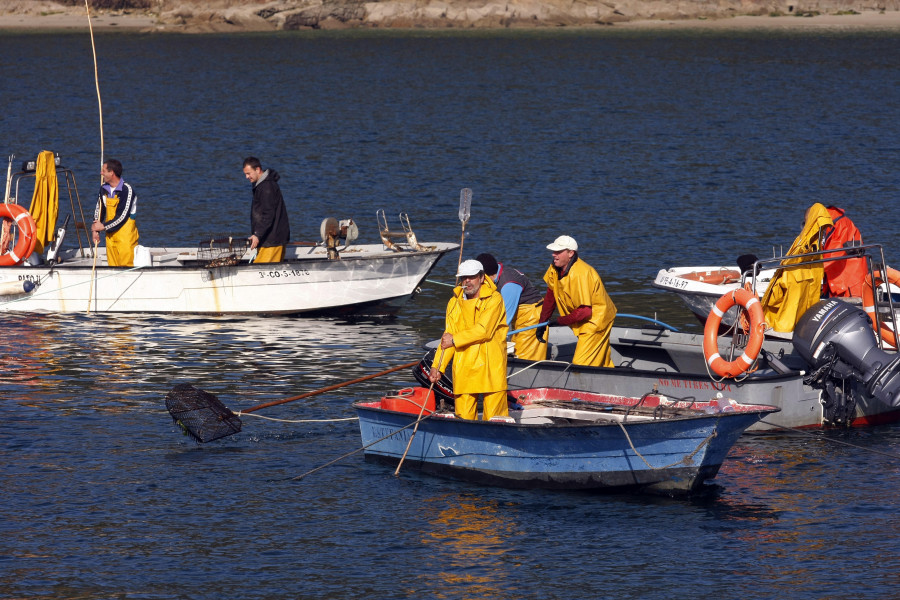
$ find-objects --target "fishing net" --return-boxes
[165,383,242,443]
[197,235,248,268]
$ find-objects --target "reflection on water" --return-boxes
[421,493,519,598]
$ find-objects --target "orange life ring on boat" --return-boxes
[862,267,900,348]
[702,288,766,377]
[0,204,37,267]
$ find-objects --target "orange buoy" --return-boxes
[862,268,900,348]
[703,288,766,377]
[0,204,37,267]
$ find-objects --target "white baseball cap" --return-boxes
[456,259,484,277]
[547,235,578,252]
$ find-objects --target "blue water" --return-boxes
[2,29,900,599]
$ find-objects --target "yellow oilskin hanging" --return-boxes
[28,151,59,256]
[103,194,139,267]
[761,202,834,332]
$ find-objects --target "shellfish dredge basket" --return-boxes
[197,235,248,268]
[165,384,242,443]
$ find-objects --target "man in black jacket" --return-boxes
[242,156,290,263]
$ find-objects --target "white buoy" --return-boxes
[0,280,36,296]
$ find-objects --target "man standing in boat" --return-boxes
[242,156,290,263]
[537,235,617,368]
[91,158,139,267]
[475,252,547,361]
[429,259,509,421]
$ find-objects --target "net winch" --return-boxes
[319,217,358,259]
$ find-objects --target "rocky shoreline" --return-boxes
[2,0,900,33]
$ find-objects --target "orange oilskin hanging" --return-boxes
[821,205,867,298]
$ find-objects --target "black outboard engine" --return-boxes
[411,348,455,408]
[793,299,900,424]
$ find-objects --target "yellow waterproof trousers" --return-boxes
[572,320,615,368]
[104,196,139,267]
[455,390,508,421]
[255,245,285,263]
[511,302,547,362]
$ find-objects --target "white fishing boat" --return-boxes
[652,264,774,326]
[0,155,457,315]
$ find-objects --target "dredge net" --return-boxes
[197,235,248,268]
[165,383,242,443]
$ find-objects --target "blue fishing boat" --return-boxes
[354,387,778,495]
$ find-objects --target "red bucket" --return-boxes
[382,387,436,414]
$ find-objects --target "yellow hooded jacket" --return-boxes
[761,203,834,332]
[543,257,617,336]
[432,275,509,395]
[28,151,59,256]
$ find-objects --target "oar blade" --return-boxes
[458,188,472,224]
[165,383,242,443]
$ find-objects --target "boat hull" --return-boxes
[0,243,457,315]
[355,395,774,495]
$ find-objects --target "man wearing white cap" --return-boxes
[429,259,510,420]
[537,235,617,367]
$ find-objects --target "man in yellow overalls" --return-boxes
[91,158,139,267]
[537,235,617,368]
[429,259,509,421]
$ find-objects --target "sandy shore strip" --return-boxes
[2,4,900,32]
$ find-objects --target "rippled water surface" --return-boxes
[2,29,900,599]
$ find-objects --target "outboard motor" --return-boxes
[411,348,455,409]
[793,299,900,424]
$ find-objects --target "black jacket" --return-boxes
[251,169,290,247]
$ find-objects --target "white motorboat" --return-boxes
[652,264,775,327]
[0,156,457,315]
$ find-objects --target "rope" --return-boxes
[238,413,359,424]
[426,278,455,288]
[616,420,717,470]
[290,414,429,481]
[85,0,104,167]
[759,418,900,460]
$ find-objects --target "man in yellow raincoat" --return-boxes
[761,203,834,332]
[429,259,509,421]
[91,158,139,267]
[537,235,617,367]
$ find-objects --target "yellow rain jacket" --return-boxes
[544,257,617,366]
[432,276,508,395]
[28,151,59,256]
[761,203,834,332]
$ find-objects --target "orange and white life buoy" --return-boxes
[862,268,900,348]
[0,204,37,267]
[703,288,766,378]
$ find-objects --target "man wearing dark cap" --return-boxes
[476,252,547,361]
[538,235,617,367]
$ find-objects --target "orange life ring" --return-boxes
[862,268,900,348]
[0,204,37,267]
[702,288,766,377]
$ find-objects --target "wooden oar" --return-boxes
[457,187,471,269]
[165,360,419,443]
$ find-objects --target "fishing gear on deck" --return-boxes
[165,360,419,443]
